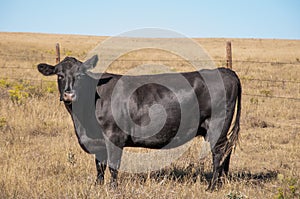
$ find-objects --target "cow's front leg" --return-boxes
[107,148,122,188]
[108,167,119,188]
[95,151,107,185]
[106,138,124,188]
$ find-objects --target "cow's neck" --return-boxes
[64,74,106,154]
[65,74,101,140]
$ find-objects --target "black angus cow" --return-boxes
[37,55,241,191]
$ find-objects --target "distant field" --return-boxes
[0,32,299,198]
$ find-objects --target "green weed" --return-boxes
[8,83,29,104]
[276,177,299,199]
[5,79,56,104]
[0,117,6,129]
[63,48,73,56]
[250,97,259,105]
[260,89,273,97]
[44,81,57,94]
[0,79,10,88]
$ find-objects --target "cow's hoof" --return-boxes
[205,186,214,192]
[109,180,118,189]
[206,181,221,192]
[95,176,104,185]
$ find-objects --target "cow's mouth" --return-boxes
[63,100,73,105]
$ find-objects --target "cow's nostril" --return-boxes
[63,92,75,102]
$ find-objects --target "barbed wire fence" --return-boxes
[0,42,299,101]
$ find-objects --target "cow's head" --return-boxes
[37,55,98,104]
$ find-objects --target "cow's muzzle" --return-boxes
[62,91,76,103]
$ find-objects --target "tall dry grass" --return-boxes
[0,32,299,198]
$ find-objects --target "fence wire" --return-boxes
[0,55,299,101]
[243,93,300,101]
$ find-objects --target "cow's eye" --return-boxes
[58,74,64,80]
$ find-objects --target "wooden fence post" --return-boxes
[226,41,232,69]
[56,43,60,64]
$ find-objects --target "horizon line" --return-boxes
[0,31,300,41]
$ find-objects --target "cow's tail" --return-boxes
[222,77,242,163]
[231,78,242,150]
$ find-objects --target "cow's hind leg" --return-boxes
[211,147,234,190]
[95,151,107,185]
[207,148,224,191]
[222,151,232,176]
[207,116,234,191]
[208,149,233,190]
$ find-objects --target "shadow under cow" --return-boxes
[118,164,278,187]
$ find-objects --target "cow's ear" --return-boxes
[37,63,56,76]
[83,55,98,70]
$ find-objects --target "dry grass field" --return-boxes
[0,32,299,198]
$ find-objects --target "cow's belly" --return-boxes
[127,113,202,149]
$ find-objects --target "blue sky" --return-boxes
[0,0,299,39]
